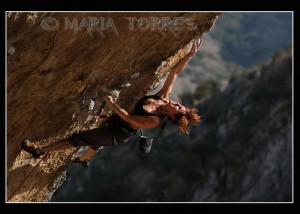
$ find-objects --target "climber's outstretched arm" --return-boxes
[156,38,203,100]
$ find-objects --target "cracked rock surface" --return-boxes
[7,12,221,202]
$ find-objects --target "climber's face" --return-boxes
[162,100,186,119]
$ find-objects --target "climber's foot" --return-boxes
[21,140,44,159]
[73,157,89,168]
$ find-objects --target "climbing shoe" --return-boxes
[73,157,89,168]
[21,140,44,159]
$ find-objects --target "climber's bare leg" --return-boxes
[79,146,103,161]
[36,138,74,154]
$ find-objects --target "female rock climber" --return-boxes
[21,38,203,167]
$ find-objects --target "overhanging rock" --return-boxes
[7,12,222,202]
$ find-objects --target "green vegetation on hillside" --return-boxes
[211,13,292,67]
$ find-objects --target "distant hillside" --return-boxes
[52,47,292,202]
[211,12,292,67]
[172,12,292,101]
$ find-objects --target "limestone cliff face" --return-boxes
[7,12,222,202]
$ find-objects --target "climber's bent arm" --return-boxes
[104,96,160,129]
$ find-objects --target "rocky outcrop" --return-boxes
[190,48,292,202]
[7,12,222,202]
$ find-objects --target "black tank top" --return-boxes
[133,95,164,118]
[111,95,164,134]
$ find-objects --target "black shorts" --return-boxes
[68,115,137,150]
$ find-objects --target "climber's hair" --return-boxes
[168,107,201,134]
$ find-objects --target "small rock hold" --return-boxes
[130,72,139,80]
[8,46,16,55]
[121,83,131,88]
